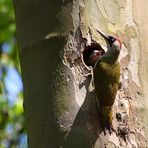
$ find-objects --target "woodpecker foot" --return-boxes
[118,82,122,90]
[102,124,115,135]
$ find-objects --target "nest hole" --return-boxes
[82,42,105,67]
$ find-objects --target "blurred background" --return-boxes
[0,0,27,147]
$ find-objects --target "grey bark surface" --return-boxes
[14,0,148,147]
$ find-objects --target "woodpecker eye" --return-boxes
[108,36,116,47]
[109,36,116,43]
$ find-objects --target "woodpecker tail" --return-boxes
[98,105,113,134]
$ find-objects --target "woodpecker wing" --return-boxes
[93,58,120,106]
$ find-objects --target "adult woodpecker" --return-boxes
[93,30,122,134]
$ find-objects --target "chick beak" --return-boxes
[96,29,109,41]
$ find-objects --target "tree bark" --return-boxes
[14,0,148,147]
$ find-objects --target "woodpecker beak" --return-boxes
[96,29,109,41]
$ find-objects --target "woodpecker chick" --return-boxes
[94,30,122,134]
[83,42,105,67]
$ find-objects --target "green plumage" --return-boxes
[94,55,120,132]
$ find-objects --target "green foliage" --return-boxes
[0,0,27,147]
[0,0,15,42]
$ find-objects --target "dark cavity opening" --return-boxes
[82,42,105,67]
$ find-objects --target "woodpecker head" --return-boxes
[96,30,122,54]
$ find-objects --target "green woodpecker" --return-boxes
[93,30,122,134]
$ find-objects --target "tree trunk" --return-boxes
[14,0,148,147]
